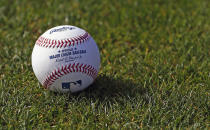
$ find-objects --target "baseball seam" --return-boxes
[43,63,98,89]
[35,32,90,48]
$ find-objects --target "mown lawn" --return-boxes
[0,0,209,129]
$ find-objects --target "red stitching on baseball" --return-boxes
[57,40,61,48]
[53,40,57,48]
[35,32,90,48]
[43,63,97,89]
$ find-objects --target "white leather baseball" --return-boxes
[31,25,100,93]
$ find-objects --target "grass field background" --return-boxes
[0,0,209,129]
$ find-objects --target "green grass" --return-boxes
[0,0,209,129]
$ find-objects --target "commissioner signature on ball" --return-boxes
[55,55,82,62]
[65,55,82,62]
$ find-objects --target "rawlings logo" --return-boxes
[49,27,75,34]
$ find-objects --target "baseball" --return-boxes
[31,25,100,93]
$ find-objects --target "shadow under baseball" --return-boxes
[67,74,148,103]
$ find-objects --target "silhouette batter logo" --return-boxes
[62,80,82,89]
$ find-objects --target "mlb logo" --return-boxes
[62,82,70,89]
[62,80,82,89]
